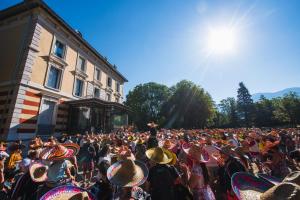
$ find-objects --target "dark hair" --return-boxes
[200,163,210,185]
[98,145,109,157]
[98,160,110,177]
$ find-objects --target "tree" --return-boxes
[219,97,238,127]
[254,95,277,127]
[273,92,300,126]
[237,82,254,127]
[161,80,214,129]
[125,82,170,130]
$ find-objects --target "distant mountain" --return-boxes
[252,87,300,101]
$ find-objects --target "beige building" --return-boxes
[0,0,128,140]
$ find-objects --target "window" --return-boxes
[77,56,86,72]
[74,78,84,97]
[95,68,101,80]
[53,40,65,58]
[94,88,100,98]
[107,77,112,88]
[116,82,120,92]
[46,66,61,89]
[106,93,111,101]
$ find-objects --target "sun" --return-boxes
[207,26,237,55]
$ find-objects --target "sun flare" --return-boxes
[207,26,237,55]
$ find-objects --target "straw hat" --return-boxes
[259,171,300,186]
[29,162,48,182]
[40,143,80,161]
[107,159,149,187]
[169,152,177,165]
[40,185,96,200]
[145,147,173,164]
[182,143,209,163]
[147,122,158,128]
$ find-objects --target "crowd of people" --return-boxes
[0,123,300,200]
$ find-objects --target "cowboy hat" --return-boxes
[107,159,149,187]
[40,143,80,161]
[29,162,48,182]
[182,143,209,163]
[40,185,96,200]
[145,147,173,164]
[161,139,176,150]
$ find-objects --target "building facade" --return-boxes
[0,0,128,140]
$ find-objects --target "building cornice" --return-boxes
[0,0,128,83]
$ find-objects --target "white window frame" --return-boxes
[52,36,67,60]
[36,96,59,134]
[94,87,100,98]
[44,63,64,91]
[116,82,120,93]
[73,77,85,97]
[106,93,111,101]
[107,76,112,88]
[76,55,87,73]
[94,67,101,81]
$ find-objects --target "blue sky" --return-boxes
[1,0,300,102]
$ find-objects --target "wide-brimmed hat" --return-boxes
[147,122,158,128]
[40,143,80,161]
[40,185,96,200]
[182,143,209,163]
[107,159,149,187]
[214,145,233,156]
[29,162,48,182]
[145,147,173,164]
[257,173,282,185]
[231,172,277,200]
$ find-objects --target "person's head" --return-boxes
[97,160,110,181]
[99,144,110,157]
[28,150,38,160]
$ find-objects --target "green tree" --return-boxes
[273,92,300,126]
[161,80,214,129]
[254,95,277,127]
[237,82,254,127]
[219,97,238,127]
[125,82,170,130]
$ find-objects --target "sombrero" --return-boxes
[29,162,48,182]
[182,143,209,163]
[257,173,282,185]
[145,147,173,164]
[40,185,96,200]
[40,143,80,161]
[231,172,274,200]
[169,152,177,165]
[107,159,149,187]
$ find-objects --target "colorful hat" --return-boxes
[257,173,282,185]
[107,159,149,187]
[40,185,96,200]
[29,162,48,182]
[145,147,173,164]
[40,143,80,161]
[0,151,9,158]
[231,172,274,200]
[182,143,209,163]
